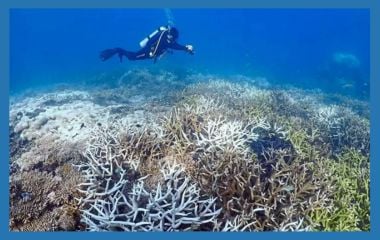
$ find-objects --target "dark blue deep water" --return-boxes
[10,9,369,99]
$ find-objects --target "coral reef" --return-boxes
[9,70,370,231]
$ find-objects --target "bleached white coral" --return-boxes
[76,120,222,231]
[182,96,225,115]
[217,215,258,231]
[79,162,221,231]
[193,116,268,153]
[315,105,340,123]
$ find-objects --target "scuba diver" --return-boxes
[100,26,194,63]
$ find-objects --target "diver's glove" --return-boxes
[185,45,194,55]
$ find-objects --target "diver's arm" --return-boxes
[169,42,194,54]
[169,42,187,51]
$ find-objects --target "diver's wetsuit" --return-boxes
[100,27,192,63]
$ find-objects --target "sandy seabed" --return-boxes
[9,69,370,231]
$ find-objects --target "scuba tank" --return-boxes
[139,26,168,48]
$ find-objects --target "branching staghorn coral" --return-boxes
[79,163,221,231]
[311,105,370,156]
[160,80,338,231]
[190,143,331,231]
[193,116,266,153]
[309,149,370,231]
[76,120,221,231]
[182,95,225,116]
[164,93,270,152]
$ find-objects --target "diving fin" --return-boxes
[99,48,129,62]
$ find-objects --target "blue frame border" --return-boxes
[1,1,379,240]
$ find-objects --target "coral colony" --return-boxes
[9,69,369,231]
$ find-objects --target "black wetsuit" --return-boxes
[100,28,192,63]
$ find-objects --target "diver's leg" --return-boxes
[99,47,151,62]
[126,48,151,60]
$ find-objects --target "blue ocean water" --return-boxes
[10,9,369,98]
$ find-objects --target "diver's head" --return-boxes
[167,27,179,40]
